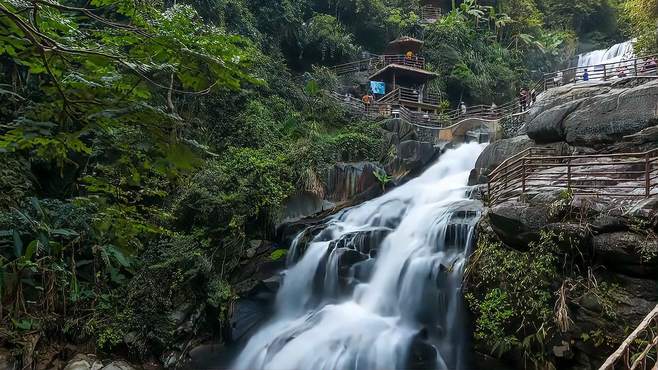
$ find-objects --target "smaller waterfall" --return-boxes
[577,40,635,68]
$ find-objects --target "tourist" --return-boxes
[405,50,414,60]
[519,88,528,111]
[460,101,467,116]
[617,66,627,78]
[489,102,497,118]
[582,69,589,82]
[554,70,563,87]
[362,93,373,112]
[641,56,657,73]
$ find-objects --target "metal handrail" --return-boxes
[543,54,658,87]
[487,148,658,205]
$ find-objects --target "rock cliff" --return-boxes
[467,78,658,369]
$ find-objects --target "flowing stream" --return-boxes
[234,142,486,370]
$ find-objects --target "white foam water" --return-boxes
[578,40,635,68]
[234,142,486,370]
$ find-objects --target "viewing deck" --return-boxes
[331,54,427,76]
[421,5,441,23]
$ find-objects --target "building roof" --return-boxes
[385,36,424,55]
[369,63,438,83]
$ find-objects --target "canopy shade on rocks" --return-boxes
[385,36,424,55]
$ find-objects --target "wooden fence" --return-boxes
[487,148,658,206]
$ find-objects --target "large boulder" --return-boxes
[526,100,581,143]
[528,82,613,122]
[563,80,658,147]
[474,135,534,176]
[394,140,437,170]
[487,201,551,249]
[592,231,658,278]
[523,79,658,148]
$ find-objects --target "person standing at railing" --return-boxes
[617,66,628,78]
[489,102,497,118]
[641,56,657,74]
[362,93,374,113]
[460,101,467,116]
[582,69,590,82]
[554,70,563,87]
[519,88,528,111]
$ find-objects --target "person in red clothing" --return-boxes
[362,94,374,112]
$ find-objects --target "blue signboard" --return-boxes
[370,81,386,95]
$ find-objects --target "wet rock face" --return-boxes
[386,140,438,178]
[475,135,534,173]
[310,227,392,299]
[326,162,383,203]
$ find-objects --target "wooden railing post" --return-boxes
[487,180,491,206]
[635,59,639,77]
[567,160,571,190]
[521,158,526,193]
[646,153,651,198]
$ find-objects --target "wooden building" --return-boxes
[369,37,441,113]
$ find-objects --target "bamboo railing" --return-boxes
[600,305,658,370]
[487,148,658,206]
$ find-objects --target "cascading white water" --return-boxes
[577,40,635,68]
[234,142,486,370]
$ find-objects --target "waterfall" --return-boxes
[577,40,635,69]
[233,142,486,370]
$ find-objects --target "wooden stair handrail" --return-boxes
[600,304,658,370]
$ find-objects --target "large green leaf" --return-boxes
[12,230,23,258]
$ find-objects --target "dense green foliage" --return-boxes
[466,232,560,368]
[621,0,658,53]
[0,0,383,363]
